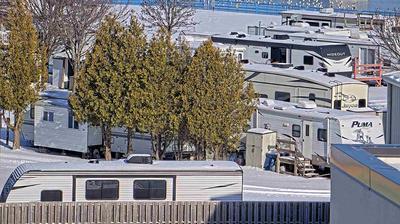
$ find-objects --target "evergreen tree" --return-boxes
[69,16,126,160]
[145,30,191,160]
[184,40,255,160]
[0,0,46,150]
[121,15,149,155]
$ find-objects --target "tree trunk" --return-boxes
[155,133,162,160]
[126,127,133,155]
[12,111,22,150]
[103,125,112,160]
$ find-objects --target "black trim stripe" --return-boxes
[203,183,237,190]
[11,184,39,190]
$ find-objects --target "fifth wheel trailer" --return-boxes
[243,63,369,111]
[0,156,242,203]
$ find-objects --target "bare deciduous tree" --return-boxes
[28,0,65,59]
[60,0,127,91]
[140,0,196,35]
[0,0,9,22]
[374,14,400,70]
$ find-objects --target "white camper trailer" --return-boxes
[243,63,369,110]
[0,156,243,203]
[32,89,103,156]
[211,33,353,76]
[111,127,152,155]
[252,99,385,166]
[249,24,380,66]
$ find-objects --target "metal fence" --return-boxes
[0,201,330,224]
[113,0,400,17]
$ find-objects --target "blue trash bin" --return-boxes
[264,153,277,171]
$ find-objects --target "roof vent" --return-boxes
[230,31,239,35]
[297,101,317,109]
[324,72,336,77]
[88,159,99,164]
[304,37,313,41]
[294,65,305,70]
[273,106,286,110]
[272,34,290,40]
[261,99,275,106]
[126,154,153,164]
[237,33,246,38]
[317,67,328,73]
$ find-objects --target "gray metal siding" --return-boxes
[388,84,400,144]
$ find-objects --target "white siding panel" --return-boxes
[176,176,242,201]
[389,85,400,144]
[87,125,102,146]
[7,175,73,203]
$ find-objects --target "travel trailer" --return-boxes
[211,33,353,76]
[280,8,385,30]
[243,63,369,110]
[248,23,380,65]
[0,156,243,203]
[252,99,385,166]
[21,89,153,157]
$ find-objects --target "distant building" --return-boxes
[330,144,400,224]
[383,72,400,144]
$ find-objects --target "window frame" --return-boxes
[85,180,119,200]
[261,52,268,59]
[68,110,79,129]
[133,180,167,200]
[292,124,301,138]
[41,190,63,202]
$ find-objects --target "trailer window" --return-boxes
[275,91,290,102]
[305,125,310,136]
[303,56,314,65]
[134,180,166,200]
[334,100,341,110]
[358,99,366,108]
[68,110,79,129]
[29,105,35,119]
[318,129,327,142]
[261,52,268,59]
[41,190,62,202]
[309,93,316,101]
[43,111,54,122]
[292,125,301,137]
[86,180,119,200]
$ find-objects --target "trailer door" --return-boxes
[302,121,313,159]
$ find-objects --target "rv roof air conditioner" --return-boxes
[230,31,239,35]
[126,154,153,164]
[317,68,328,73]
[261,99,275,106]
[237,33,246,38]
[324,72,336,77]
[297,101,317,109]
[273,106,286,110]
[272,34,289,40]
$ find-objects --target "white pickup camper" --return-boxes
[252,99,385,166]
[0,155,242,203]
